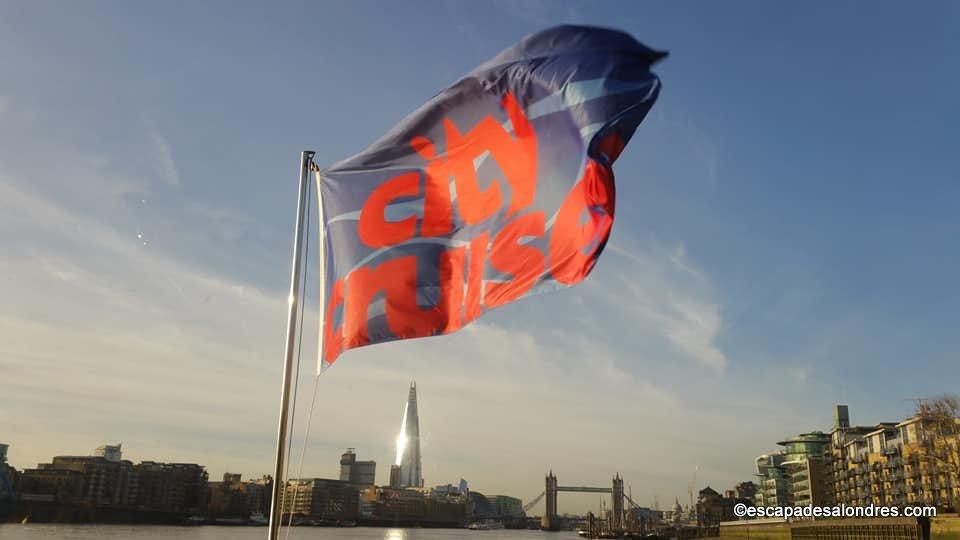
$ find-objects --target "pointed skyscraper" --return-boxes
[394,381,423,488]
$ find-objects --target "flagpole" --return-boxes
[268,150,315,540]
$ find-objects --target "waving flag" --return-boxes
[314,25,665,369]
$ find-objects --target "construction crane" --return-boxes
[687,465,699,514]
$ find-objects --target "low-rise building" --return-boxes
[488,494,522,517]
[0,443,18,500]
[206,473,271,518]
[207,472,252,517]
[18,467,84,503]
[696,486,736,526]
[734,481,757,503]
[281,478,360,521]
[15,444,207,514]
[133,461,207,513]
[425,493,466,525]
[47,455,138,507]
[19,453,137,506]
[374,486,426,522]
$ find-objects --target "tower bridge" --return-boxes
[522,470,633,531]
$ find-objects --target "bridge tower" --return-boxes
[541,470,559,530]
[612,473,625,531]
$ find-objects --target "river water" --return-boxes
[6,525,959,540]
[1,525,582,539]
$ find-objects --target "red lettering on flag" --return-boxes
[445,93,538,224]
[412,136,455,238]
[323,279,346,363]
[485,212,546,308]
[464,232,489,323]
[357,92,539,250]
[325,249,474,363]
[548,159,615,285]
[358,172,420,247]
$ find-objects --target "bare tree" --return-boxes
[913,395,960,511]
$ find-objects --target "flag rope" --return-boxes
[312,162,326,375]
[284,373,322,540]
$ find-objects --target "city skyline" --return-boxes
[3,1,960,514]
[5,394,953,515]
[4,396,954,528]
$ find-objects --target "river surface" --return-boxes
[6,526,958,540]
[1,525,582,539]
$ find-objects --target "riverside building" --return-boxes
[754,405,959,512]
[830,405,959,509]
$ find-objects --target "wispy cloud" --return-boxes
[606,241,728,371]
[146,120,180,186]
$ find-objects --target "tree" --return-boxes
[913,395,960,511]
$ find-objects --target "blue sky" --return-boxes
[2,1,958,512]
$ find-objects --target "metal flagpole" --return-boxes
[268,150,315,540]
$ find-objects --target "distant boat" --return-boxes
[468,520,505,530]
[249,512,268,526]
[577,529,629,539]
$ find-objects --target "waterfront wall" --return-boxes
[791,517,928,540]
[720,518,791,540]
[931,514,960,539]
[721,517,936,540]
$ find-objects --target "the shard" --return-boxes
[394,381,423,488]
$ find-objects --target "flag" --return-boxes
[314,25,665,369]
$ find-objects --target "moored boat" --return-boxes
[468,519,505,530]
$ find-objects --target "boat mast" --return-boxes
[267,150,315,540]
